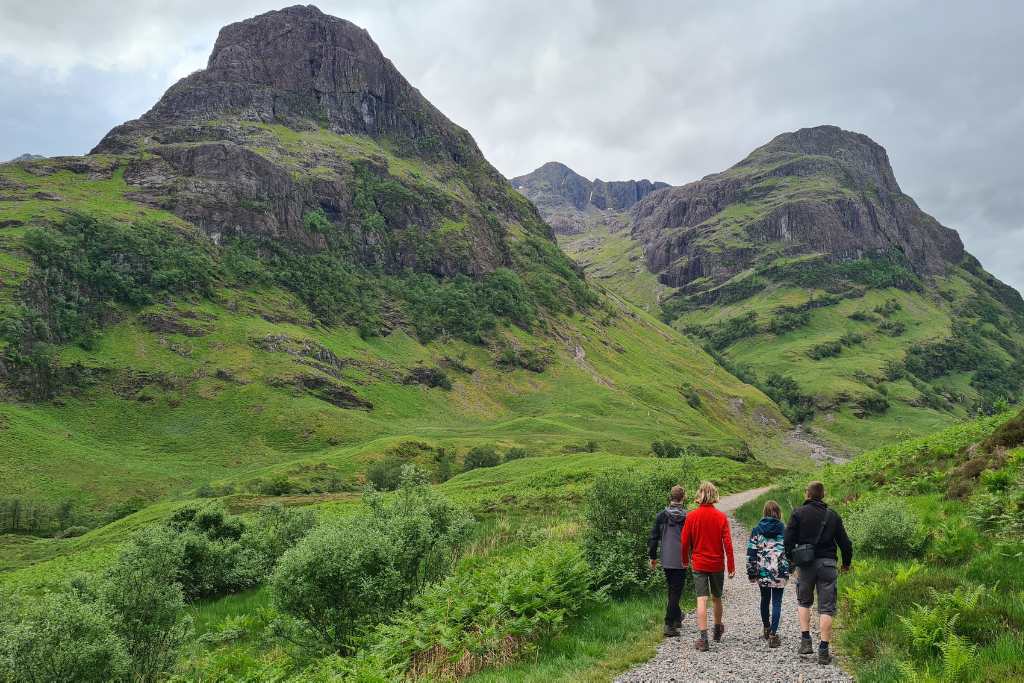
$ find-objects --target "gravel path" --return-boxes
[615,488,853,683]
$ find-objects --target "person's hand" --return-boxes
[650,559,658,569]
[748,577,756,584]
[681,564,688,570]
[728,572,735,579]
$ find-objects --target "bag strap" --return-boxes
[811,508,833,547]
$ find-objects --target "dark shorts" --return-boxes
[796,558,838,615]
[693,570,725,598]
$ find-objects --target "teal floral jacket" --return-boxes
[746,516,791,587]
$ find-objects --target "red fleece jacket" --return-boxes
[680,504,735,574]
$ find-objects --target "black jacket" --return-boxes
[647,505,687,568]
[784,500,853,567]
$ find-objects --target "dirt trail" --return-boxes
[615,487,853,683]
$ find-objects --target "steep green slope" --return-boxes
[522,129,1024,451]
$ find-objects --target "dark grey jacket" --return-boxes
[784,500,853,567]
[648,505,687,569]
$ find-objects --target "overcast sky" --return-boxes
[1,1,1022,292]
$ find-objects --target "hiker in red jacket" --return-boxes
[680,480,735,652]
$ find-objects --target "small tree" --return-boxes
[582,470,683,594]
[0,592,129,683]
[504,447,529,462]
[463,445,501,472]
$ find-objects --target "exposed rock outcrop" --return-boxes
[632,126,965,291]
[512,161,667,234]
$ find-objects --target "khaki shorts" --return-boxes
[796,558,838,615]
[693,570,725,598]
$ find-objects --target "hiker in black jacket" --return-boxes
[648,484,688,637]
[784,481,852,665]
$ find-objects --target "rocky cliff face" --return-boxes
[89,4,551,276]
[512,161,667,234]
[633,126,965,291]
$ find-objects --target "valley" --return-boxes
[0,5,1022,682]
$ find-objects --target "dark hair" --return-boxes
[763,500,782,519]
[670,485,685,503]
[806,481,825,501]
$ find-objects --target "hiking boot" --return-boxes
[818,649,833,665]
[694,638,709,652]
[768,633,781,648]
[798,637,814,655]
[663,624,680,637]
[672,618,683,629]
[712,623,725,642]
[762,626,771,640]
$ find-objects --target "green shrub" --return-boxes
[846,499,927,558]
[303,208,332,233]
[582,470,686,594]
[238,504,317,579]
[367,456,408,491]
[98,527,193,682]
[504,447,530,461]
[0,592,129,683]
[651,440,684,458]
[272,478,471,652]
[362,543,601,679]
[463,445,501,472]
[808,339,843,360]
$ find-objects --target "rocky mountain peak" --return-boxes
[93,5,477,163]
[513,162,668,234]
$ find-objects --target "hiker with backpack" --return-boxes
[680,481,734,651]
[746,500,790,648]
[784,481,853,665]
[648,484,688,637]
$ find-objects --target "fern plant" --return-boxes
[938,633,977,683]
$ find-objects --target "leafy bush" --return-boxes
[651,440,684,458]
[271,478,471,651]
[846,499,927,558]
[495,343,555,373]
[768,308,811,335]
[763,373,816,423]
[0,592,129,683]
[504,447,530,461]
[238,504,317,579]
[463,445,501,472]
[303,208,332,233]
[362,543,601,679]
[808,339,844,360]
[367,456,409,491]
[582,470,686,594]
[97,526,194,682]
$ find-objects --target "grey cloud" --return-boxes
[0,0,1021,291]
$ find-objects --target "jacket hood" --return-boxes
[664,505,686,523]
[753,516,785,537]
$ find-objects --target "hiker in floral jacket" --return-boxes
[746,500,790,648]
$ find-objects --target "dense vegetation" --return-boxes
[736,408,1024,682]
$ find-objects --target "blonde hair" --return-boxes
[763,500,782,519]
[695,480,720,505]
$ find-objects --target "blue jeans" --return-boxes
[759,586,785,634]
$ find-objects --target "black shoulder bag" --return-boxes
[792,509,832,567]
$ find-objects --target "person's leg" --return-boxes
[664,569,683,631]
[760,586,771,629]
[770,587,784,634]
[795,565,816,654]
[816,560,839,664]
[820,614,833,642]
[696,596,708,630]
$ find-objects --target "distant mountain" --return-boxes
[529,126,1024,448]
[512,162,667,234]
[5,153,45,163]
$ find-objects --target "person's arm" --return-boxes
[835,513,853,569]
[647,511,664,566]
[745,532,759,582]
[680,514,692,567]
[723,515,735,576]
[783,508,800,559]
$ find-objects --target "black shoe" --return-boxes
[663,624,680,637]
[798,638,813,655]
[694,638,709,652]
[762,626,771,640]
[712,623,725,642]
[768,633,781,648]
[818,649,833,665]
[673,618,683,629]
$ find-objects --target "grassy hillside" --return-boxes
[736,408,1024,681]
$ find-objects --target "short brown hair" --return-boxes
[670,485,685,503]
[763,500,782,519]
[806,481,825,501]
[695,481,720,505]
